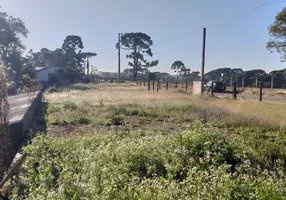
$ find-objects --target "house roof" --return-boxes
[35,65,60,72]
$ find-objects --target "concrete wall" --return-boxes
[193,81,202,95]
[9,91,43,152]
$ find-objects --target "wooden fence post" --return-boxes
[186,81,188,91]
[259,82,263,102]
[152,80,155,91]
[175,82,178,89]
[166,81,168,90]
[144,81,145,87]
[233,82,237,99]
[148,81,150,91]
[157,80,159,92]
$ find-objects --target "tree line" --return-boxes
[0,6,285,90]
[0,7,97,93]
[204,68,286,89]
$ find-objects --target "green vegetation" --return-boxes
[267,7,286,62]
[0,66,12,180]
[117,32,159,81]
[2,84,286,199]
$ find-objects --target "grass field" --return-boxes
[225,86,286,97]
[3,83,286,199]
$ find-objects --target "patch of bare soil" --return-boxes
[47,125,88,137]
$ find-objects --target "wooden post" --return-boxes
[166,81,168,90]
[259,82,263,102]
[152,80,155,91]
[148,81,150,91]
[186,81,188,91]
[157,80,159,92]
[175,82,178,89]
[211,81,214,96]
[144,81,145,87]
[118,33,121,83]
[233,82,237,99]
[140,80,141,86]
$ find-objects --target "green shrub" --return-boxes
[71,116,91,125]
[128,149,167,179]
[69,84,90,91]
[4,126,286,199]
[46,86,62,93]
[47,104,61,114]
[63,102,77,111]
[106,114,124,126]
[173,125,244,173]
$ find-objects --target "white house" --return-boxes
[35,65,61,87]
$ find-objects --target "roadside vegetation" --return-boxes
[2,84,286,199]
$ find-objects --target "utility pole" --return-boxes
[118,33,121,83]
[86,57,90,75]
[201,27,206,94]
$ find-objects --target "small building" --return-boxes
[35,65,61,88]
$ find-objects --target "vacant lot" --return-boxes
[242,87,286,97]
[3,83,286,199]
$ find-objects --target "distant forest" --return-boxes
[204,68,286,89]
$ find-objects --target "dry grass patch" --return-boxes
[45,83,286,130]
[240,87,286,97]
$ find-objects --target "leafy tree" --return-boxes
[0,66,11,179]
[80,52,97,75]
[0,9,28,82]
[49,66,83,86]
[28,37,96,74]
[205,68,233,83]
[5,49,23,81]
[190,71,200,81]
[117,32,158,81]
[179,67,191,81]
[171,61,185,82]
[62,35,83,53]
[26,48,63,67]
[179,66,190,76]
[267,7,286,62]
[62,35,84,68]
[90,65,98,75]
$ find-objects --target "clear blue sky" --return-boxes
[1,0,285,74]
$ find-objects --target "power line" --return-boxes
[205,0,277,27]
[158,0,283,47]
[208,0,283,30]
[122,0,283,53]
